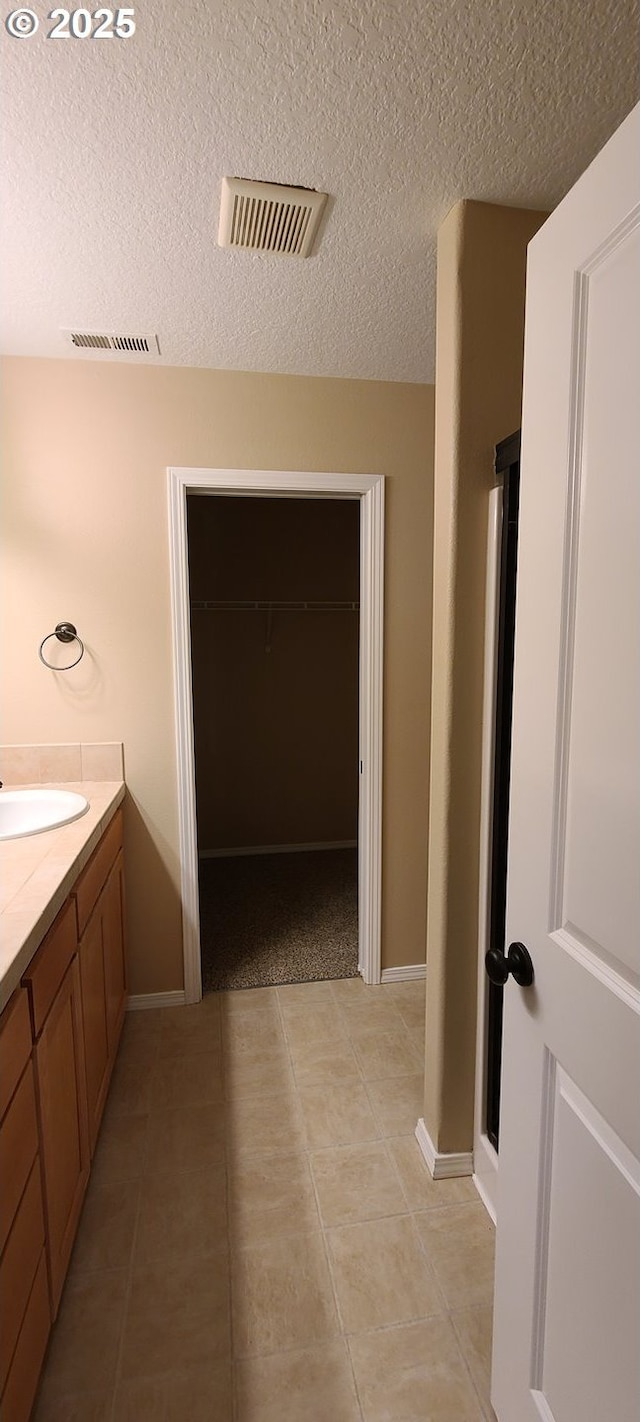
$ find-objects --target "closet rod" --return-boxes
[190,599,360,611]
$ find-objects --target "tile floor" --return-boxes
[33,976,496,1421]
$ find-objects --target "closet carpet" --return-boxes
[199,848,358,992]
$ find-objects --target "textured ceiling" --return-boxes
[1,0,638,382]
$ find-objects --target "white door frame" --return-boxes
[473,482,501,1223]
[167,467,385,1003]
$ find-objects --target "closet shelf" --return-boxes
[190,600,360,612]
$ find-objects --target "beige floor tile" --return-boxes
[298,1079,379,1148]
[223,1042,295,1099]
[121,1253,231,1379]
[338,999,404,1039]
[282,1003,349,1048]
[396,996,426,1031]
[151,1049,224,1109]
[159,1001,221,1057]
[119,1009,164,1043]
[234,1340,361,1422]
[407,1023,426,1058]
[451,1304,494,1416]
[116,1027,160,1071]
[114,1361,233,1420]
[231,1230,339,1357]
[310,1141,407,1226]
[288,1035,361,1086]
[224,1087,307,1157]
[135,1166,228,1263]
[381,980,426,1006]
[415,1203,495,1308]
[328,976,369,1002]
[70,1178,139,1274]
[145,1103,226,1175]
[219,987,280,1018]
[277,980,335,1010]
[354,1028,423,1081]
[108,1054,156,1117]
[366,1074,424,1138]
[222,1010,286,1056]
[388,1136,477,1210]
[38,1268,128,1398]
[228,1151,319,1243]
[327,1215,442,1334]
[349,1316,483,1421]
[33,1389,113,1420]
[90,1108,149,1185]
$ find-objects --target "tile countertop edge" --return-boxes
[0,781,126,1014]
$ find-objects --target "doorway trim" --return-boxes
[167,467,385,1004]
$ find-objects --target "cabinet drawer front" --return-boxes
[0,989,32,1121]
[73,809,123,938]
[0,1160,46,1393]
[0,1249,49,1422]
[22,900,77,1038]
[0,1061,38,1255]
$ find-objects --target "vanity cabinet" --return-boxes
[0,804,127,1420]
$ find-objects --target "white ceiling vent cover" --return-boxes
[218,178,327,258]
[62,330,160,355]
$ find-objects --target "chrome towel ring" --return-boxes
[39,623,85,670]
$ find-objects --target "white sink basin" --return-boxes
[0,789,89,841]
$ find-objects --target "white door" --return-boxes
[492,104,640,1421]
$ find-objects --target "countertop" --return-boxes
[0,781,125,1013]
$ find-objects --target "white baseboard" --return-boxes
[415,1117,474,1179]
[127,991,186,1011]
[381,964,426,982]
[199,840,357,859]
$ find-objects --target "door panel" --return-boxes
[492,104,640,1421]
[557,225,640,981]
[535,1062,640,1422]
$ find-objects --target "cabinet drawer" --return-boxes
[73,809,123,937]
[0,1061,39,1255]
[22,900,77,1038]
[0,1249,49,1422]
[0,990,32,1121]
[0,1160,46,1394]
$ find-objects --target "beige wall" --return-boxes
[188,496,360,850]
[424,201,548,1154]
[0,358,434,991]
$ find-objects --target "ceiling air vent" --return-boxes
[62,330,160,355]
[218,177,327,258]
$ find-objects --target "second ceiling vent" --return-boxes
[218,177,327,258]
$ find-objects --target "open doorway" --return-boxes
[187,493,360,992]
[167,467,384,1003]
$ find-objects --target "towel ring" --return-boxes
[39,623,85,670]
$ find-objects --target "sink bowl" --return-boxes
[0,788,89,841]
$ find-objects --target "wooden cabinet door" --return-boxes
[103,850,127,1057]
[34,956,89,1318]
[78,902,110,1156]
